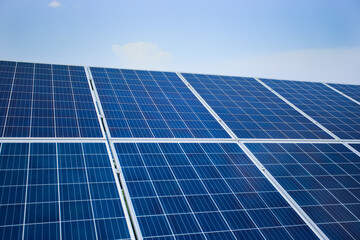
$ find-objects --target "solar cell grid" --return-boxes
[328,83,360,103]
[246,142,360,240]
[261,78,360,140]
[90,68,230,139]
[0,60,103,138]
[115,142,318,240]
[0,142,131,240]
[181,73,332,140]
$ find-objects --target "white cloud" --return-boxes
[112,42,172,70]
[48,1,61,8]
[184,48,360,84]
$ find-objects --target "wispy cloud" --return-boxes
[112,42,172,70]
[181,48,360,84]
[48,1,61,8]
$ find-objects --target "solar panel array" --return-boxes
[246,143,360,239]
[0,61,103,138]
[90,68,230,139]
[261,78,360,140]
[1,59,360,240]
[115,142,318,240]
[181,73,332,139]
[328,83,360,103]
[0,142,131,239]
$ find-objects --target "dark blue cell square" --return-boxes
[0,155,28,170]
[160,196,191,214]
[203,179,232,194]
[62,220,97,240]
[236,192,267,209]
[171,166,198,180]
[96,218,130,240]
[84,154,110,168]
[272,207,305,226]
[59,168,87,183]
[29,155,56,169]
[276,177,304,191]
[260,227,292,240]
[92,199,125,218]
[345,204,360,219]
[0,204,24,225]
[247,209,281,228]
[0,225,23,240]
[27,184,58,203]
[132,197,164,216]
[288,190,319,206]
[194,166,221,179]
[0,186,26,204]
[153,181,182,196]
[295,176,324,190]
[308,190,340,205]
[178,180,208,195]
[330,189,359,204]
[89,182,120,199]
[324,205,357,222]
[126,181,156,198]
[24,222,60,240]
[259,192,289,208]
[286,226,319,240]
[58,154,84,168]
[247,178,276,192]
[195,212,229,232]
[233,229,264,240]
[28,169,57,185]
[142,154,167,166]
[86,168,115,183]
[61,201,93,221]
[60,183,90,201]
[226,178,255,193]
[147,167,175,180]
[168,214,201,234]
[319,223,353,240]
[341,222,360,239]
[122,167,150,181]
[0,170,26,186]
[137,215,172,237]
[26,202,59,223]
[212,194,243,211]
[117,154,144,167]
[302,206,336,223]
[222,210,256,230]
[186,195,218,212]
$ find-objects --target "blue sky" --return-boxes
[0,0,359,83]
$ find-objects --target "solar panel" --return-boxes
[0,142,131,239]
[181,73,332,139]
[261,78,360,140]
[0,61,103,138]
[328,83,360,103]
[114,142,318,239]
[246,142,360,239]
[90,68,230,139]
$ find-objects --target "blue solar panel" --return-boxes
[90,68,230,138]
[0,142,131,240]
[114,142,318,239]
[246,142,360,240]
[261,78,360,140]
[328,83,360,103]
[0,60,103,138]
[350,144,360,153]
[181,73,332,139]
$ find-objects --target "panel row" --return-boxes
[0,142,131,240]
[0,61,103,138]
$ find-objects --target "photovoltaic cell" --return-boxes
[246,142,360,240]
[114,142,318,239]
[328,83,360,103]
[0,60,103,138]
[181,73,332,139]
[261,78,360,140]
[90,68,230,138]
[0,142,130,240]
